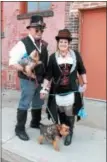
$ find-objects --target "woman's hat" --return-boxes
[26,15,46,29]
[55,29,72,41]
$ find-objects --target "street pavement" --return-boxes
[1,89,106,162]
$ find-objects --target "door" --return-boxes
[80,8,106,100]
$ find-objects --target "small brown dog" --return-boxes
[38,123,69,151]
[19,50,42,79]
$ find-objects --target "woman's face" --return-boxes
[58,39,69,53]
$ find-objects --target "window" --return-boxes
[18,2,53,19]
[27,2,38,12]
[28,2,51,12]
[20,2,51,14]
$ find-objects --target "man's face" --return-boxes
[29,26,44,40]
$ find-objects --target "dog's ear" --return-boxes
[56,124,61,131]
[66,127,70,131]
[66,125,70,130]
[62,124,69,129]
[62,124,67,127]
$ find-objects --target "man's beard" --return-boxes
[35,35,42,40]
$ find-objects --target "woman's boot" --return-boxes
[15,109,29,141]
[30,109,41,128]
[58,111,66,124]
[64,116,75,146]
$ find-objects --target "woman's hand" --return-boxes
[79,83,87,92]
[82,83,87,92]
[80,74,87,92]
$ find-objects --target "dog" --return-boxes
[19,50,42,79]
[38,123,69,151]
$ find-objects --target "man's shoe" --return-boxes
[15,109,29,141]
[15,129,29,141]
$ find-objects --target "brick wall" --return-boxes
[65,1,106,50]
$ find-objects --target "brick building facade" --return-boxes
[65,1,106,50]
[1,2,106,100]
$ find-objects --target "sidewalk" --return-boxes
[1,90,106,162]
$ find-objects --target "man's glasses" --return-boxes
[35,27,44,33]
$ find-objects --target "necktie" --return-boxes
[34,39,42,53]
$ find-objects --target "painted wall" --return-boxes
[1,2,66,89]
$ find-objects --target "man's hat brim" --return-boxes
[26,23,46,29]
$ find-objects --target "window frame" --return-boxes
[27,2,52,13]
[17,2,54,20]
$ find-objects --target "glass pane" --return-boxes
[39,2,51,10]
[27,2,38,12]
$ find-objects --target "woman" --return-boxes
[40,29,87,146]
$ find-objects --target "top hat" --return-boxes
[55,29,72,41]
[26,15,46,29]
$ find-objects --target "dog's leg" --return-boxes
[38,135,44,144]
[52,136,60,151]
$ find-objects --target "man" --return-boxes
[9,15,48,141]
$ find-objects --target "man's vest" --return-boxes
[18,36,48,83]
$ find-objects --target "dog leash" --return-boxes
[44,91,80,125]
[46,107,56,124]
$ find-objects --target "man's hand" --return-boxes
[23,71,36,79]
[25,66,32,76]
[24,66,35,79]
[12,64,24,71]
